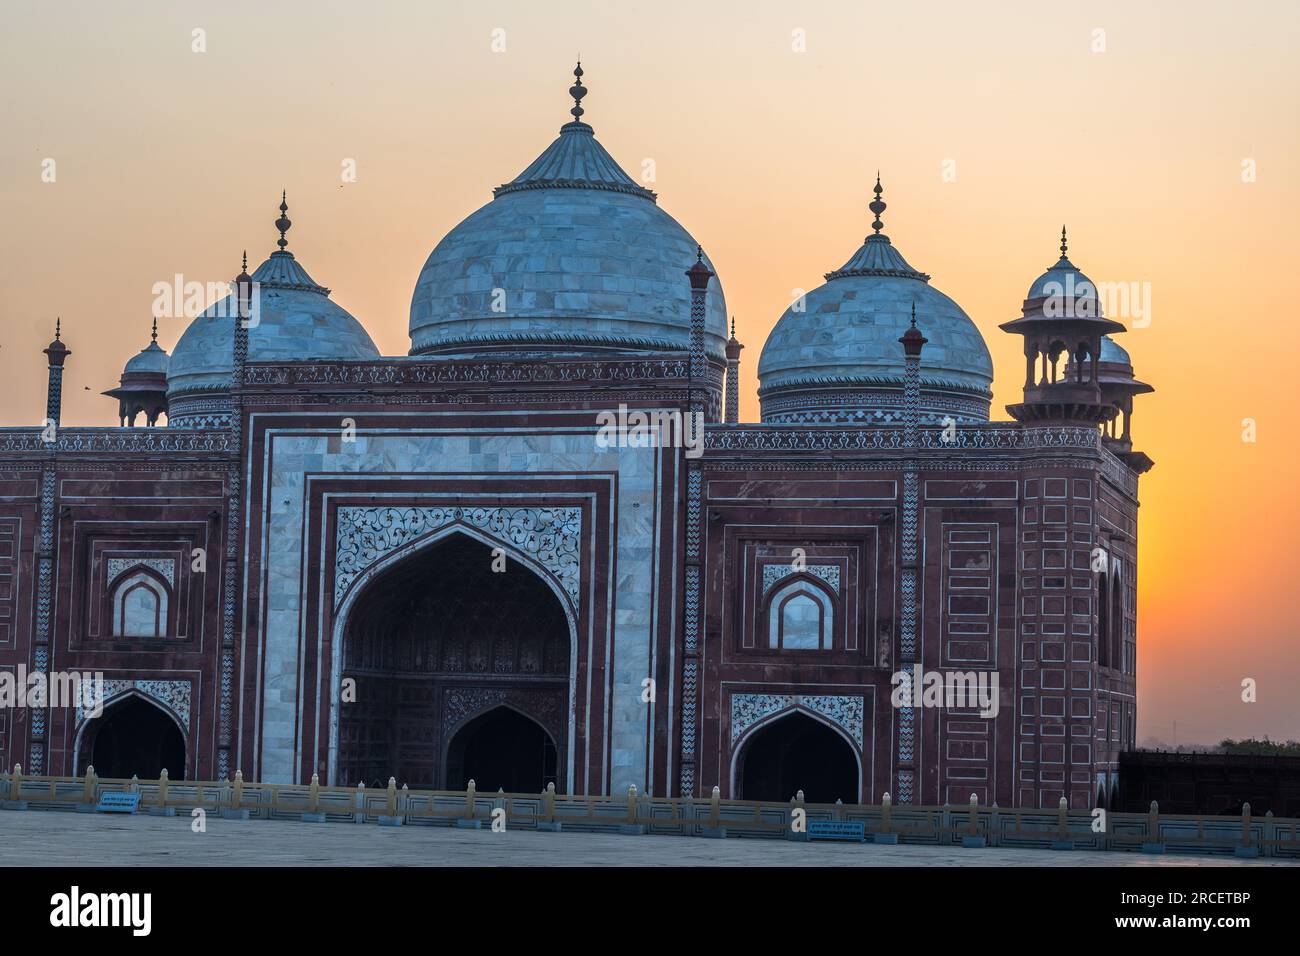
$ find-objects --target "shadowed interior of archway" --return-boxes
[338,532,570,790]
[738,712,858,804]
[80,695,186,780]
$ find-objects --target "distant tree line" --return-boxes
[1217,738,1300,756]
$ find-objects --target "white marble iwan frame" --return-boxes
[245,411,675,795]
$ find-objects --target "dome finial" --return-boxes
[731,314,736,337]
[242,249,248,272]
[1060,224,1068,259]
[55,316,61,341]
[276,191,292,251]
[910,299,917,328]
[569,61,587,123]
[151,316,158,342]
[869,173,887,235]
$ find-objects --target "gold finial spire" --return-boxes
[569,61,587,122]
[1060,224,1068,259]
[869,173,886,235]
[275,192,292,251]
[55,316,61,340]
[151,317,158,342]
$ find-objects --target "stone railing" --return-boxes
[3,766,1294,859]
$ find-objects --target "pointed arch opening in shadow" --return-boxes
[445,705,558,794]
[734,710,860,804]
[77,692,186,780]
[332,528,573,791]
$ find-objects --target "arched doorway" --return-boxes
[79,695,185,780]
[336,531,571,790]
[446,707,558,793]
[737,711,858,804]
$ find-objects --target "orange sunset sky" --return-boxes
[1,1,1296,744]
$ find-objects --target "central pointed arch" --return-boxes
[328,524,577,790]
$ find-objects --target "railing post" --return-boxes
[709,785,721,828]
[834,798,844,822]
[881,792,892,834]
[1142,800,1164,854]
[464,779,477,819]
[308,773,320,814]
[9,763,23,803]
[83,765,96,804]
[158,768,169,808]
[233,769,243,808]
[537,781,561,833]
[961,792,986,847]
[354,782,366,824]
[626,785,637,825]
[385,777,397,817]
[1235,802,1259,858]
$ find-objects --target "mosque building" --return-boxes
[0,65,1152,810]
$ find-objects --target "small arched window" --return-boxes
[768,581,833,651]
[111,571,168,638]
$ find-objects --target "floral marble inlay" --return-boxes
[106,557,176,588]
[77,678,191,730]
[730,693,864,749]
[335,506,581,610]
[761,563,841,595]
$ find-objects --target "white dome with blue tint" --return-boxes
[124,337,169,375]
[1026,227,1099,307]
[167,199,379,425]
[409,65,727,359]
[757,179,993,425]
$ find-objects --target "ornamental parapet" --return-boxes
[0,427,234,456]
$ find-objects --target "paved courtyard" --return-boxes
[2,810,1295,866]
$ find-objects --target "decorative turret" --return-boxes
[1065,335,1155,472]
[724,316,744,424]
[686,245,716,418]
[43,319,70,431]
[103,318,169,426]
[1000,227,1125,424]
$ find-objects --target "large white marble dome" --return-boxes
[757,180,994,425]
[409,67,727,359]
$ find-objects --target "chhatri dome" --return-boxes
[167,195,379,426]
[409,63,728,359]
[757,177,994,425]
[103,318,170,427]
